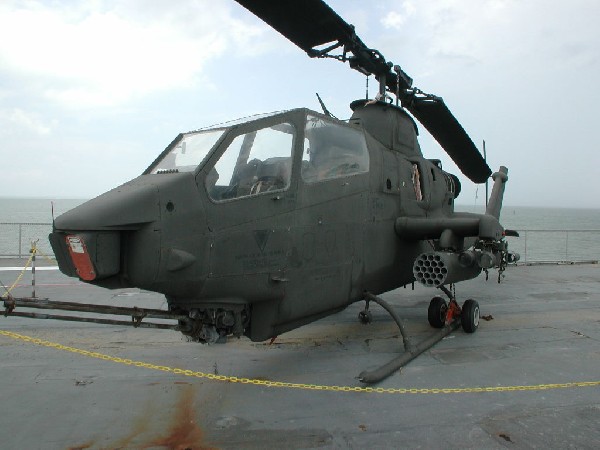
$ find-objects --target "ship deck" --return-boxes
[0,259,599,449]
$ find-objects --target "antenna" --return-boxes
[483,140,489,208]
[315,93,336,119]
[51,201,56,231]
[365,76,369,100]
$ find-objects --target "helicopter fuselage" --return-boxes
[50,102,500,343]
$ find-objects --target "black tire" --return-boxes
[428,296,448,328]
[461,299,480,333]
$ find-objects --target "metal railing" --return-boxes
[1,223,599,264]
[0,222,54,259]
[507,229,600,265]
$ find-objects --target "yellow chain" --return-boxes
[34,248,57,264]
[1,329,599,395]
[1,252,35,298]
[1,244,57,299]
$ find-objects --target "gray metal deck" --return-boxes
[1,261,599,449]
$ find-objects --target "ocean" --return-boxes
[0,198,86,259]
[457,205,600,263]
[0,197,599,262]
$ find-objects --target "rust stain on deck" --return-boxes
[141,383,214,450]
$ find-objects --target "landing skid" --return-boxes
[357,287,480,384]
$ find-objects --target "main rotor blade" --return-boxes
[234,0,397,82]
[234,0,354,53]
[235,0,490,184]
[405,96,491,183]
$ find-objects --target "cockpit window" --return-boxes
[207,123,295,201]
[150,129,224,174]
[302,115,369,183]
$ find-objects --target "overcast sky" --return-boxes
[1,0,599,208]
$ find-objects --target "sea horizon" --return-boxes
[1,197,599,262]
[1,195,599,212]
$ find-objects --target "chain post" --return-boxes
[18,224,23,259]
[31,240,38,298]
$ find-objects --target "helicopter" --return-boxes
[47,0,518,358]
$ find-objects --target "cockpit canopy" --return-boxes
[150,129,224,174]
[146,109,370,201]
[147,111,289,175]
[302,114,369,182]
[207,121,295,201]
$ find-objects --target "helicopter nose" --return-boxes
[54,179,160,231]
[50,177,160,283]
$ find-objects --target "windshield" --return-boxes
[150,129,224,174]
[207,122,295,201]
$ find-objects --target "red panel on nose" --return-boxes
[65,235,96,281]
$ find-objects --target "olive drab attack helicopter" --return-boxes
[42,0,520,380]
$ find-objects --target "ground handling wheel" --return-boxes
[461,299,480,333]
[428,296,448,328]
[358,310,373,324]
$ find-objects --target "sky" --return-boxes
[1,0,599,208]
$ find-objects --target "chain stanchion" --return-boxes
[30,240,39,299]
